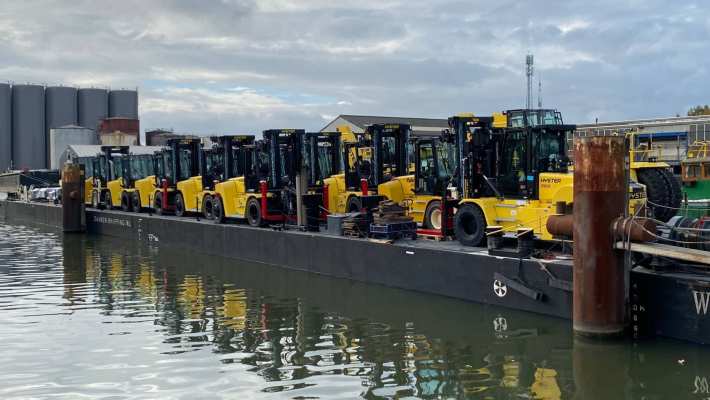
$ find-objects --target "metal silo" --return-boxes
[77,88,108,131]
[12,84,46,169]
[108,89,138,119]
[0,83,11,171]
[46,86,78,166]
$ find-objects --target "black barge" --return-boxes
[3,198,710,344]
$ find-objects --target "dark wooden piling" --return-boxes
[61,163,86,233]
[573,136,626,337]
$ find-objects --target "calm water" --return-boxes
[1,223,710,399]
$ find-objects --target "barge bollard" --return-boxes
[61,163,86,233]
[573,136,626,337]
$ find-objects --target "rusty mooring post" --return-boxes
[61,163,86,233]
[573,136,626,337]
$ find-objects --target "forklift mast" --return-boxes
[304,132,341,188]
[262,129,305,190]
[369,124,410,187]
[447,116,495,198]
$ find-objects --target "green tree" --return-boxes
[688,105,710,116]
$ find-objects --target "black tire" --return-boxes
[212,196,225,224]
[175,193,186,217]
[246,197,263,227]
[659,168,681,217]
[454,203,487,247]
[121,192,132,212]
[154,192,164,216]
[424,200,442,230]
[202,195,214,220]
[637,168,672,222]
[346,196,362,213]
[131,191,142,213]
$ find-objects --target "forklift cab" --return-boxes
[497,110,573,199]
[154,138,202,188]
[344,124,409,190]
[113,153,154,189]
[303,132,341,189]
[258,129,305,191]
[450,113,572,200]
[202,135,255,191]
[413,135,457,197]
[93,146,129,187]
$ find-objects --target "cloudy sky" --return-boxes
[2,0,708,135]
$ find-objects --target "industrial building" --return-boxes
[320,115,448,136]
[0,83,139,172]
[145,129,200,146]
[575,115,710,170]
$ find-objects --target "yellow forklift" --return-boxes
[116,152,156,212]
[151,138,202,216]
[303,131,341,220]
[89,145,129,209]
[199,135,255,219]
[448,110,646,245]
[323,123,410,213]
[211,129,304,226]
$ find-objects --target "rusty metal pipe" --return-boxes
[547,214,574,238]
[548,215,657,243]
[612,217,657,243]
[573,136,626,337]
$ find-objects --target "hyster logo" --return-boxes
[540,177,561,184]
[692,290,710,315]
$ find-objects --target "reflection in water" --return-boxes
[0,223,709,399]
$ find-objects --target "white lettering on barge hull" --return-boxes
[693,290,710,315]
[92,215,132,228]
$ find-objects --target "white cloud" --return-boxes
[558,19,591,35]
[0,0,707,132]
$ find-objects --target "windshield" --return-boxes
[206,151,225,181]
[164,152,173,181]
[436,141,455,178]
[509,110,563,128]
[110,157,123,180]
[316,143,333,180]
[533,129,568,172]
[78,157,94,177]
[130,156,153,180]
[178,149,193,181]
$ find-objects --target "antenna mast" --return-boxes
[525,54,534,110]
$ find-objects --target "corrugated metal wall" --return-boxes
[0,84,11,171]
[12,84,45,169]
[77,88,108,132]
[50,126,97,169]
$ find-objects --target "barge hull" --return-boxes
[0,200,573,319]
